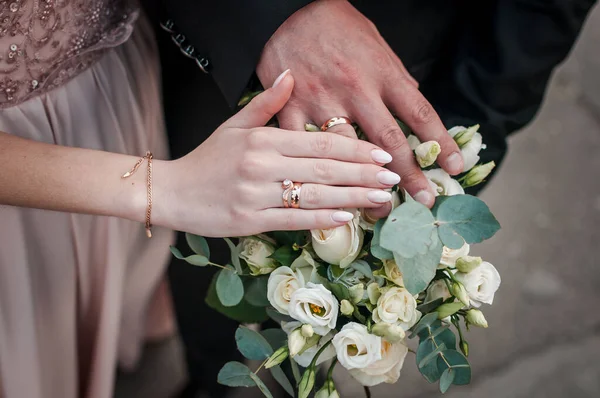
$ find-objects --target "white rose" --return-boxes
[383,259,404,287]
[311,211,364,268]
[349,340,408,387]
[282,321,336,367]
[332,323,382,370]
[424,169,465,197]
[267,266,306,315]
[291,249,323,284]
[372,287,421,330]
[238,238,278,275]
[288,283,339,335]
[406,134,421,150]
[448,126,484,171]
[439,242,470,268]
[424,279,452,303]
[454,261,501,307]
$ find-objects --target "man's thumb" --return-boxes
[227,69,293,129]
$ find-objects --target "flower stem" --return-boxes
[326,358,338,380]
[309,340,333,368]
[254,357,269,375]
[207,262,231,271]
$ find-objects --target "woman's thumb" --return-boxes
[226,69,293,129]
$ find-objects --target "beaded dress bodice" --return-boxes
[0,0,138,108]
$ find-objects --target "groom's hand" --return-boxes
[256,0,463,210]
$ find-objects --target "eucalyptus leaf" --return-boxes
[260,328,288,351]
[328,283,350,301]
[206,274,268,323]
[418,343,447,369]
[409,312,440,338]
[244,276,270,307]
[437,350,471,385]
[393,236,443,295]
[224,238,242,274]
[269,366,294,397]
[266,307,294,324]
[440,368,455,393]
[432,194,500,248]
[170,246,209,266]
[416,298,445,314]
[235,326,274,360]
[371,219,393,260]
[185,233,210,258]
[380,196,437,258]
[216,266,244,307]
[269,245,300,267]
[250,373,274,398]
[217,361,255,387]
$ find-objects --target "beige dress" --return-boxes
[0,1,184,397]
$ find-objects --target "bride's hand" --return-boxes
[152,70,401,237]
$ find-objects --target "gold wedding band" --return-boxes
[320,116,353,132]
[282,179,302,208]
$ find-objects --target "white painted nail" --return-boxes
[331,211,354,223]
[371,149,392,164]
[272,69,291,88]
[367,190,392,204]
[377,170,401,185]
[414,190,434,206]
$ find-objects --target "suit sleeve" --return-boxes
[160,0,312,107]
[421,0,596,188]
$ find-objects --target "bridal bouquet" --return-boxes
[171,123,501,397]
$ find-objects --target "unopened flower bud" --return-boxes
[298,367,316,398]
[301,324,314,338]
[453,124,480,148]
[340,299,354,316]
[367,282,381,305]
[371,322,406,343]
[315,381,340,398]
[455,255,483,273]
[349,283,365,304]
[415,141,441,168]
[288,329,307,356]
[304,123,320,132]
[265,346,289,369]
[436,302,465,319]
[461,161,496,188]
[460,340,470,357]
[407,134,421,150]
[237,90,263,107]
[451,282,471,306]
[466,309,488,328]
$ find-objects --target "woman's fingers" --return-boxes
[260,183,392,209]
[260,208,356,231]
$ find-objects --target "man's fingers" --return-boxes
[385,79,464,175]
[380,38,419,88]
[227,69,294,129]
[277,105,311,132]
[352,97,436,207]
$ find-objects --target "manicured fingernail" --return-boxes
[331,211,354,223]
[446,152,464,173]
[371,149,392,164]
[367,190,392,204]
[414,190,434,206]
[272,69,290,88]
[377,170,401,185]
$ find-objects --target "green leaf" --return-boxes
[185,233,210,258]
[266,307,294,324]
[380,195,437,258]
[250,373,274,398]
[235,326,274,360]
[327,282,350,301]
[371,219,393,260]
[269,366,294,397]
[269,245,300,267]
[261,328,288,350]
[244,276,270,307]
[271,231,306,246]
[418,343,447,369]
[298,367,316,398]
[393,237,443,295]
[206,274,268,323]
[440,368,455,393]
[224,238,243,274]
[216,266,244,307]
[415,320,459,384]
[432,194,501,248]
[290,359,302,385]
[170,246,209,266]
[437,350,471,385]
[417,298,445,314]
[409,312,440,338]
[217,361,256,387]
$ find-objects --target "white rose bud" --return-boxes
[372,287,421,331]
[288,283,339,335]
[461,161,496,188]
[466,309,488,328]
[424,169,465,197]
[454,261,501,307]
[439,242,470,268]
[406,134,421,150]
[448,125,485,171]
[311,211,364,268]
[415,140,441,168]
[315,382,340,398]
[349,283,365,304]
[348,340,408,387]
[265,346,289,369]
[367,282,381,305]
[298,367,316,398]
[340,299,354,316]
[301,324,314,338]
[371,323,406,343]
[425,279,452,303]
[450,124,479,148]
[451,282,471,306]
[238,237,278,275]
[455,255,483,273]
[332,323,382,370]
[383,259,404,286]
[267,266,307,315]
[282,322,336,367]
[288,329,307,356]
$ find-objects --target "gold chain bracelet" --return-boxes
[122,151,153,238]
